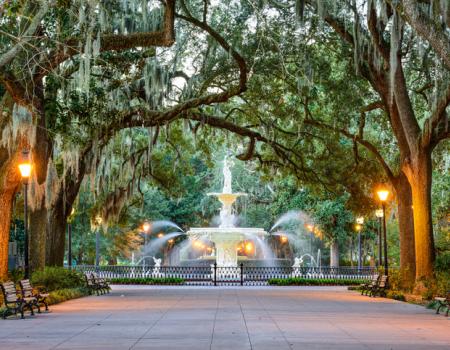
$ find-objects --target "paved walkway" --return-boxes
[0,286,448,350]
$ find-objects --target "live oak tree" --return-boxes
[0,0,250,277]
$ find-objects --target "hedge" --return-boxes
[108,277,184,285]
[268,277,367,286]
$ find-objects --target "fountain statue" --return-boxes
[292,257,303,277]
[152,257,162,276]
[186,156,268,267]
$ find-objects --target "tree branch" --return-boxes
[304,119,395,181]
[34,0,176,81]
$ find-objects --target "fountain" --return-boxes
[186,157,268,267]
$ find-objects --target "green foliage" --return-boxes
[31,267,85,292]
[386,290,406,302]
[267,277,367,286]
[5,268,24,283]
[46,288,89,305]
[108,277,184,285]
[435,252,450,272]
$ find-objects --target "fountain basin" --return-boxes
[187,227,268,267]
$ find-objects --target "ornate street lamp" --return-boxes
[375,209,384,267]
[306,224,314,254]
[94,215,102,267]
[355,217,364,270]
[18,150,32,278]
[377,187,389,275]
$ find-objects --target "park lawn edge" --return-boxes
[1,287,89,317]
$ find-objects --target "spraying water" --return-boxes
[148,220,184,233]
[143,232,185,256]
[270,210,312,232]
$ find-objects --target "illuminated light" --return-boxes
[168,239,174,244]
[143,222,151,233]
[306,224,314,232]
[377,188,389,202]
[355,224,362,232]
[157,233,164,238]
[18,163,32,178]
[280,235,288,243]
[375,209,384,218]
[19,150,32,179]
[356,217,364,225]
[245,242,254,253]
[207,247,212,252]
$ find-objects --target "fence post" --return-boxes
[214,263,217,286]
[240,263,244,286]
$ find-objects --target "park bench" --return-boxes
[84,273,102,295]
[369,275,389,297]
[19,279,49,312]
[434,291,449,317]
[360,274,380,296]
[91,272,111,294]
[1,281,36,319]
[84,273,110,295]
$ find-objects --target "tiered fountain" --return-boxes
[186,157,267,267]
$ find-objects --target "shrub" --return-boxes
[435,251,450,272]
[31,267,84,292]
[267,277,367,286]
[46,288,89,305]
[109,277,184,285]
[386,290,406,301]
[6,268,25,283]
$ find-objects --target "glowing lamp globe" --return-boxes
[143,222,151,233]
[375,209,384,218]
[377,189,389,202]
[19,163,32,178]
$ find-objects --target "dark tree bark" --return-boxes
[403,150,435,280]
[392,172,416,288]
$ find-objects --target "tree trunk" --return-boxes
[392,172,416,289]
[330,241,339,268]
[28,205,47,272]
[405,150,435,280]
[0,189,15,278]
[45,166,84,266]
[45,201,68,266]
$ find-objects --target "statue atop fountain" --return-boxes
[223,156,233,194]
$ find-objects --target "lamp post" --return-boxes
[141,222,151,268]
[377,188,389,275]
[67,208,75,268]
[356,217,364,270]
[375,209,384,267]
[306,224,314,254]
[94,216,102,267]
[19,151,32,278]
[142,222,151,247]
